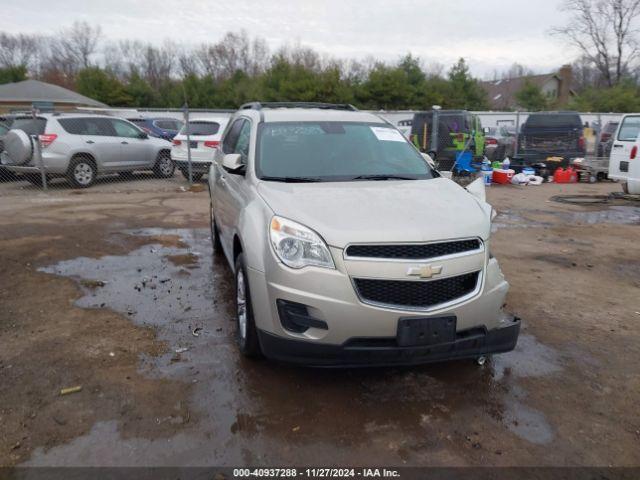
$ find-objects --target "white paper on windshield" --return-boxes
[370,126,406,142]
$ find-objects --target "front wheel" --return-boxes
[234,253,261,358]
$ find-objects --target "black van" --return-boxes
[518,112,585,164]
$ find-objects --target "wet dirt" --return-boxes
[1,181,639,467]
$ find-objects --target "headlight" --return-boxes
[269,216,335,269]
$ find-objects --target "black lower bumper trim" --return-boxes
[257,316,521,367]
[174,160,211,173]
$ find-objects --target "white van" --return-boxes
[609,114,640,194]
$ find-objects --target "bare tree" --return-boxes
[52,21,102,70]
[195,31,269,80]
[501,63,534,79]
[0,33,41,69]
[552,0,640,86]
[141,42,175,88]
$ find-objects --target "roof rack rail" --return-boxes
[240,102,358,112]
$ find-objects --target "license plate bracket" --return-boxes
[396,316,457,347]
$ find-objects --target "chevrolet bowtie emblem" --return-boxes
[407,265,443,279]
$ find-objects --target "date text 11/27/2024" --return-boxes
[233,468,401,478]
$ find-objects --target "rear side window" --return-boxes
[525,114,582,128]
[11,117,47,135]
[180,121,220,136]
[59,118,115,136]
[617,116,640,141]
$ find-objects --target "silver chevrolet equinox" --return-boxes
[208,102,520,366]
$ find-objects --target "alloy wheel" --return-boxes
[73,162,94,186]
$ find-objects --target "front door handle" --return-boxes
[86,140,95,144]
[121,141,129,145]
[613,144,624,148]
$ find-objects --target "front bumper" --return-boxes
[257,315,520,367]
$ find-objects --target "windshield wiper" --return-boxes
[260,176,323,183]
[350,174,418,181]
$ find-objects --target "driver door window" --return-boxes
[111,119,144,138]
[234,120,251,162]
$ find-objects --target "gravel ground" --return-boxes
[0,177,639,467]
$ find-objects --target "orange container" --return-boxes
[554,167,578,183]
[492,169,514,184]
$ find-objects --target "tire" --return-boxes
[153,151,175,178]
[180,168,203,182]
[234,253,261,358]
[210,202,223,255]
[67,157,96,188]
[495,145,506,161]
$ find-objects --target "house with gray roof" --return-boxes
[0,79,107,113]
[481,65,576,111]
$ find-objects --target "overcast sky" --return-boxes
[1,0,576,78]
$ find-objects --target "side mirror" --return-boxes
[222,153,244,173]
[421,153,436,169]
[138,132,149,139]
[482,127,490,135]
[466,177,486,203]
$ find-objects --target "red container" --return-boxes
[554,167,578,183]
[492,169,514,184]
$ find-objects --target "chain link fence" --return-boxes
[0,106,625,194]
[394,109,623,181]
[0,107,234,194]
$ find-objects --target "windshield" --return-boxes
[179,121,220,136]
[256,122,434,182]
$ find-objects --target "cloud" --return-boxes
[1,0,575,77]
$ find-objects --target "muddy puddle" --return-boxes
[494,205,640,231]
[29,228,567,466]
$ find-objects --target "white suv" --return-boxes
[171,117,229,181]
[208,102,520,366]
[1,113,174,188]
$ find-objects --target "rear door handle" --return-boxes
[86,140,95,144]
[613,144,624,148]
[121,141,129,145]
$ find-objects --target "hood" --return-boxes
[257,178,491,248]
